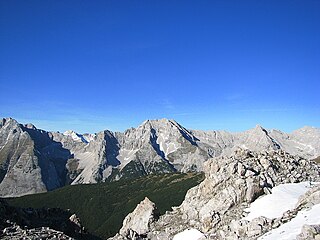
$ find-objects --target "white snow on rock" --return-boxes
[82,133,96,142]
[244,182,317,221]
[173,229,205,240]
[156,133,178,157]
[63,130,88,143]
[259,204,320,240]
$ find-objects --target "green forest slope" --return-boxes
[8,173,204,239]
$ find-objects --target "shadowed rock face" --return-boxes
[0,118,71,197]
[0,117,319,197]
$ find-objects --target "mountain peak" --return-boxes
[63,130,88,143]
[254,124,266,131]
[24,123,36,130]
[142,118,175,125]
[138,118,180,130]
[296,126,319,132]
[0,117,20,129]
[242,124,269,136]
[0,117,320,198]
[1,117,17,124]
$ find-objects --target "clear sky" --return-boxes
[0,0,319,133]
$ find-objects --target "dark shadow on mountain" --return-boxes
[150,129,176,172]
[173,122,200,145]
[21,126,72,191]
[103,131,121,167]
[92,131,121,182]
[149,129,166,159]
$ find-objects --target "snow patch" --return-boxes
[244,182,316,221]
[259,204,320,240]
[173,228,205,240]
[82,133,96,142]
[156,133,178,156]
[64,130,89,143]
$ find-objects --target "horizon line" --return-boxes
[1,116,317,135]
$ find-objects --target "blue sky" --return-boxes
[0,0,319,133]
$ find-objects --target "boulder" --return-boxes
[118,197,160,239]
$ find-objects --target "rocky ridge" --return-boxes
[217,183,320,239]
[297,224,320,240]
[1,223,74,240]
[0,199,87,239]
[0,117,319,197]
[110,150,320,239]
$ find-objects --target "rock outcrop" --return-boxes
[1,223,75,240]
[0,118,70,197]
[144,150,320,239]
[0,199,87,239]
[110,197,159,240]
[297,224,320,240]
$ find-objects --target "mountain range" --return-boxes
[0,117,319,197]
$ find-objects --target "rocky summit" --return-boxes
[110,150,320,240]
[0,117,319,197]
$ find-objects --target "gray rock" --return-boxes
[296,224,320,240]
[111,197,159,240]
[0,118,69,197]
[146,150,320,239]
[0,199,84,239]
[1,117,320,197]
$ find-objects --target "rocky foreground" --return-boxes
[1,149,319,239]
[0,199,88,239]
[110,150,320,240]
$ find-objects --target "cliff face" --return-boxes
[0,117,319,197]
[0,118,70,197]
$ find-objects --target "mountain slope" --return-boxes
[0,117,319,197]
[0,118,71,197]
[7,172,204,239]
